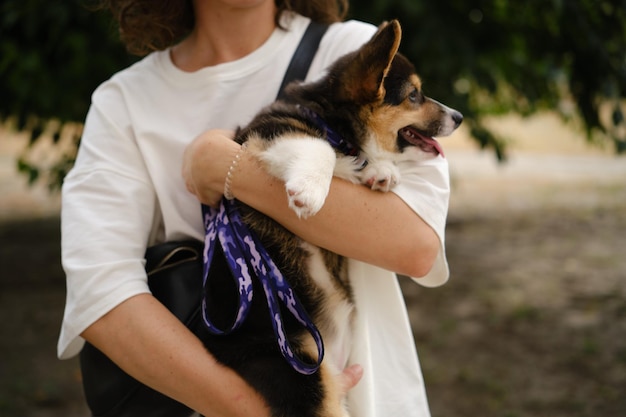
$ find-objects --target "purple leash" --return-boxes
[201,200,324,375]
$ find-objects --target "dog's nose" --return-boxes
[452,111,463,128]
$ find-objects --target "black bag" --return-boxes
[79,21,329,417]
[80,241,204,417]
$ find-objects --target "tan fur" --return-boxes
[340,21,401,103]
[363,75,424,153]
[373,22,402,100]
[409,74,423,90]
[319,365,350,417]
[298,331,350,417]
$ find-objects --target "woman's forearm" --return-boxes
[81,294,270,417]
[231,150,440,278]
[183,132,440,278]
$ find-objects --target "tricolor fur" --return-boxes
[202,20,462,417]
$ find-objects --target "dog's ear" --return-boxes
[340,20,401,102]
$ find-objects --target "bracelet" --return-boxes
[223,143,248,200]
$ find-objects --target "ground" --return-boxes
[405,207,626,417]
[1,113,625,416]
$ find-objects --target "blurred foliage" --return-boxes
[1,0,625,188]
[0,0,135,189]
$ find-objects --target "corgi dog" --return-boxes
[201,20,462,417]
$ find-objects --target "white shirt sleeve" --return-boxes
[392,154,451,287]
[58,82,157,359]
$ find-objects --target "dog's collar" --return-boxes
[297,105,360,157]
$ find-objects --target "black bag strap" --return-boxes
[276,21,329,100]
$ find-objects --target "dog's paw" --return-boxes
[359,160,400,192]
[285,176,331,218]
[333,155,367,184]
[258,136,336,218]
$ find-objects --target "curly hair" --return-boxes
[96,0,349,56]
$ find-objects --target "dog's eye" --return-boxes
[408,89,419,103]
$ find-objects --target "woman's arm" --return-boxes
[81,294,271,417]
[183,130,440,278]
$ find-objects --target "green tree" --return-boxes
[1,0,624,188]
[0,0,134,188]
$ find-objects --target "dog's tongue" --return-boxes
[400,127,445,157]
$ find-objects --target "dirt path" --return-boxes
[1,114,625,416]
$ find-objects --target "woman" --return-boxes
[58,1,450,416]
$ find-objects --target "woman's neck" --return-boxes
[171,0,277,72]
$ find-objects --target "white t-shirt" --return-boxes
[59,13,450,417]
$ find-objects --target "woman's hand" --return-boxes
[182,129,239,207]
[339,364,364,396]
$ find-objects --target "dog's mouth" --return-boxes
[399,126,444,157]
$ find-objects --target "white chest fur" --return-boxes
[301,242,355,372]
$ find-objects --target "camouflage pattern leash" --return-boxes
[201,200,324,375]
